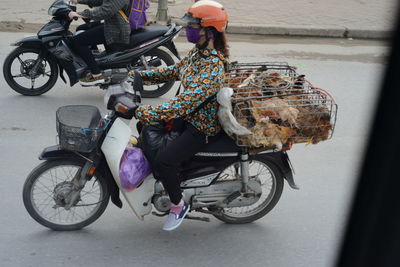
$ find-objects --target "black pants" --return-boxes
[153,124,217,205]
[76,22,104,51]
[71,24,106,75]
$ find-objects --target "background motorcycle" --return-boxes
[2,0,181,98]
[22,72,297,230]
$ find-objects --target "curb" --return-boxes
[225,23,392,40]
[227,23,346,38]
[0,20,392,40]
[347,28,392,39]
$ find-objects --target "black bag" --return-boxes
[138,93,217,163]
[139,120,183,164]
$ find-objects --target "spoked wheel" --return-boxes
[134,48,176,98]
[3,47,58,96]
[210,157,284,224]
[23,159,110,231]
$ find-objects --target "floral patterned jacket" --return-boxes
[131,47,228,136]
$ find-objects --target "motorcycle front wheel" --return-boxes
[210,157,284,224]
[23,159,110,231]
[3,46,58,96]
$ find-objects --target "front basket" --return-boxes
[56,105,106,153]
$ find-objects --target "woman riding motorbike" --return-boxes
[68,0,131,86]
[127,0,229,231]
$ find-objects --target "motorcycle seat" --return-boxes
[128,26,170,48]
[199,133,243,153]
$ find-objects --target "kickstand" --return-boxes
[185,215,210,222]
[152,211,210,222]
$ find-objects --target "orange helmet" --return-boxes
[182,0,228,32]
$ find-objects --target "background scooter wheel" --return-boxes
[3,46,59,96]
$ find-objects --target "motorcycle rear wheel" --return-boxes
[210,157,284,224]
[3,46,58,96]
[137,48,176,98]
[22,159,110,231]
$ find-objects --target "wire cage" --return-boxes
[224,62,338,150]
[56,105,107,153]
[225,61,298,92]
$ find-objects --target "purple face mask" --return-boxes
[185,26,202,43]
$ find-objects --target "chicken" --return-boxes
[250,99,299,127]
[294,105,332,144]
[238,120,297,150]
[224,70,254,88]
[237,74,256,88]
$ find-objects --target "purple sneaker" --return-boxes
[162,201,190,231]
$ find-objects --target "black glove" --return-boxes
[126,105,139,119]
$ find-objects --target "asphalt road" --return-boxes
[0,32,389,267]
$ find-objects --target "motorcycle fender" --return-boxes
[256,151,299,190]
[101,118,154,220]
[39,145,80,160]
[163,41,181,60]
[12,36,42,48]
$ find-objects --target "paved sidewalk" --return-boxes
[0,0,398,38]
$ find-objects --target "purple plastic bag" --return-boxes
[119,147,152,191]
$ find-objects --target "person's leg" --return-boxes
[76,21,102,32]
[154,124,207,205]
[153,124,208,231]
[72,24,106,84]
[76,22,103,52]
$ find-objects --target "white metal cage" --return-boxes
[224,62,338,150]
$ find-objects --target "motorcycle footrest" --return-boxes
[152,211,168,217]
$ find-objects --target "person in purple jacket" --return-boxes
[68,0,149,86]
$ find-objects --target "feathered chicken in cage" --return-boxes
[294,105,332,144]
[234,72,292,90]
[238,119,297,150]
[250,99,299,127]
[224,63,336,150]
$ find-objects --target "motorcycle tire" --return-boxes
[139,48,176,98]
[210,157,284,224]
[22,159,110,231]
[3,46,58,96]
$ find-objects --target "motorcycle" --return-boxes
[22,72,298,230]
[2,0,181,98]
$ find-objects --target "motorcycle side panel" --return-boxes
[48,40,86,86]
[101,118,154,220]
